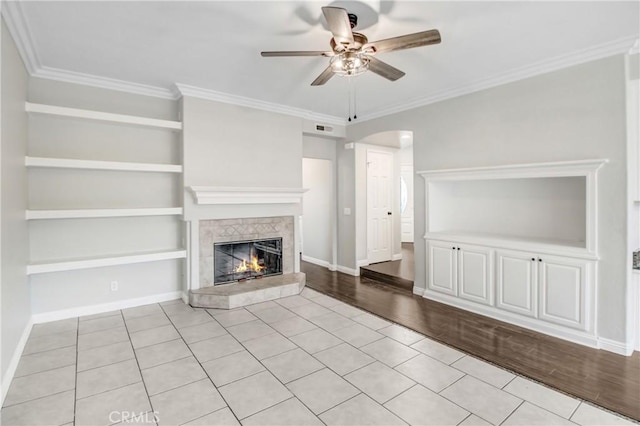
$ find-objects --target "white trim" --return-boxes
[1,1,39,74]
[357,36,639,123]
[31,291,185,324]
[25,102,182,130]
[1,319,33,406]
[301,255,333,270]
[189,186,308,205]
[413,286,425,296]
[597,337,634,356]
[27,250,187,275]
[25,156,182,173]
[34,66,177,100]
[417,159,608,180]
[337,265,360,276]
[392,253,403,261]
[175,83,345,126]
[422,289,600,349]
[629,39,639,55]
[357,259,370,267]
[26,208,183,220]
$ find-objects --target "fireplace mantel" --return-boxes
[189,186,308,205]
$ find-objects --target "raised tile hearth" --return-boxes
[189,272,305,309]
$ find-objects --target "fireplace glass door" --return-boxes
[214,238,283,284]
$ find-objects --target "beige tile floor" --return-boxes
[1,288,636,426]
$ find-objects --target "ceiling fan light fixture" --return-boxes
[330,52,370,77]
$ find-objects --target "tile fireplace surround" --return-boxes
[191,216,304,309]
[199,216,295,288]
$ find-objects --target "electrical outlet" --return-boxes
[110,281,118,292]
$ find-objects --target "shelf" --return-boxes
[25,102,182,131]
[27,249,187,275]
[26,208,183,220]
[424,231,596,260]
[25,156,182,173]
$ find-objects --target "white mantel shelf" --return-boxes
[189,187,308,205]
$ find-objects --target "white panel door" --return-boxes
[367,150,393,264]
[496,249,538,317]
[428,240,457,296]
[457,244,493,306]
[539,255,589,330]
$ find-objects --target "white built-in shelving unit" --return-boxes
[417,159,607,349]
[26,102,185,275]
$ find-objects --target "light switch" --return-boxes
[343,208,351,215]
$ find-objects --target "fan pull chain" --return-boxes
[347,77,352,122]
[353,81,357,120]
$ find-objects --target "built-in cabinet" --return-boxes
[429,241,592,332]
[419,159,606,347]
[428,241,492,306]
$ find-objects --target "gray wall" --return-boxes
[182,96,303,220]
[1,18,30,387]
[347,55,629,342]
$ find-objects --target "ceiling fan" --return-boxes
[261,6,441,86]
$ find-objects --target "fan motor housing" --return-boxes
[330,32,368,52]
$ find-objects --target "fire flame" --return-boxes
[235,252,265,273]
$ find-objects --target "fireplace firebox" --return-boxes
[213,238,283,284]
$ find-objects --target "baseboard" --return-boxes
[337,265,360,276]
[31,291,185,324]
[598,337,635,356]
[421,289,600,351]
[392,254,403,261]
[1,319,34,406]
[413,286,425,296]
[302,255,331,269]
[328,264,337,272]
[356,259,369,267]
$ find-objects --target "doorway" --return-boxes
[302,158,334,268]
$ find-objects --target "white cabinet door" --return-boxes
[458,244,493,305]
[496,249,538,317]
[428,241,458,296]
[539,255,590,330]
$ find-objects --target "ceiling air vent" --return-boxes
[315,124,334,133]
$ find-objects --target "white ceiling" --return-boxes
[9,1,640,122]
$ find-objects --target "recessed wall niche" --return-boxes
[427,176,587,247]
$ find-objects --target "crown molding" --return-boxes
[175,83,346,126]
[3,0,636,126]
[357,35,640,124]
[33,66,178,100]
[1,0,40,74]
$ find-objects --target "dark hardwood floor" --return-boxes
[301,261,640,421]
[360,243,415,290]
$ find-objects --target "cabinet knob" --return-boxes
[531,258,535,261]
[538,258,542,262]
[452,247,455,250]
[457,247,460,250]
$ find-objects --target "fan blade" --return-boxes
[322,6,354,47]
[261,51,333,57]
[364,29,441,54]
[367,56,405,81]
[311,66,335,86]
